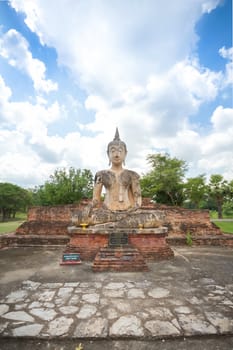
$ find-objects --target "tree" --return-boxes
[140,153,188,206]
[33,167,94,206]
[184,175,207,209]
[0,183,32,221]
[207,174,231,219]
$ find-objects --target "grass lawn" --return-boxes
[0,220,25,234]
[0,213,27,234]
[213,221,233,234]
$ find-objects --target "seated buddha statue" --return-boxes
[71,129,165,230]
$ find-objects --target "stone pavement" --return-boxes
[0,246,233,347]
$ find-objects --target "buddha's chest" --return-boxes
[101,171,132,189]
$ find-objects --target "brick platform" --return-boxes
[15,202,222,238]
[2,200,227,254]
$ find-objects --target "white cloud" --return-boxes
[198,106,233,178]
[219,46,233,87]
[10,0,221,95]
[0,29,57,93]
[211,105,233,131]
[202,106,233,156]
[0,75,65,185]
[81,57,221,142]
[201,0,220,13]
[0,75,12,101]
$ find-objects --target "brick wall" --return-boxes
[163,207,221,236]
[67,232,173,261]
[27,204,79,222]
[68,233,109,260]
[129,234,174,260]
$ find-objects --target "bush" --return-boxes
[186,231,193,246]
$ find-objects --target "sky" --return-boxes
[0,0,232,189]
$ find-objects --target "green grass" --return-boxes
[210,210,233,219]
[0,213,27,234]
[0,220,24,234]
[213,221,233,234]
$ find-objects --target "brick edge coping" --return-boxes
[167,234,233,246]
[0,233,69,249]
[1,232,232,249]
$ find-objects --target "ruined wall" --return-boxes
[164,207,221,237]
[16,202,221,237]
[16,204,82,236]
[27,203,88,222]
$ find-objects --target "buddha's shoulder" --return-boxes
[123,169,140,179]
[95,170,112,176]
[94,170,115,181]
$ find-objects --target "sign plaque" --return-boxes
[109,232,128,247]
[60,252,81,265]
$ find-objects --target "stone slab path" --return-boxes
[1,276,233,338]
[0,246,233,340]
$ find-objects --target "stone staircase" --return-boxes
[92,245,148,272]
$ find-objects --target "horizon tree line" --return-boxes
[0,153,232,220]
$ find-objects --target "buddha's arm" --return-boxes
[131,175,142,207]
[92,181,103,206]
[81,180,102,222]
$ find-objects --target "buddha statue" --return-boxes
[70,129,166,231]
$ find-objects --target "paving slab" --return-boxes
[0,245,233,349]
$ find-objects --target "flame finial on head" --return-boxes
[113,127,120,141]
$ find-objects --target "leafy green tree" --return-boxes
[223,201,233,217]
[184,175,207,209]
[207,174,231,219]
[33,167,94,206]
[222,179,233,217]
[0,183,32,221]
[140,153,188,206]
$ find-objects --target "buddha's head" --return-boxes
[107,128,127,166]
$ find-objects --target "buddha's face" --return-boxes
[108,144,126,165]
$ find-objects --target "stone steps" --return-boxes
[92,246,148,272]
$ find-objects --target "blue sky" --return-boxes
[0,0,232,188]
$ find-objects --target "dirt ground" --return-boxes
[1,335,233,350]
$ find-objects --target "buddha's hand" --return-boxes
[92,199,99,208]
[82,202,94,219]
[128,204,140,212]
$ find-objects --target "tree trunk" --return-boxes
[217,200,223,219]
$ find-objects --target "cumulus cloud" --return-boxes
[0,75,64,185]
[10,0,221,94]
[197,106,233,178]
[219,46,233,87]
[0,29,57,93]
[81,57,221,145]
